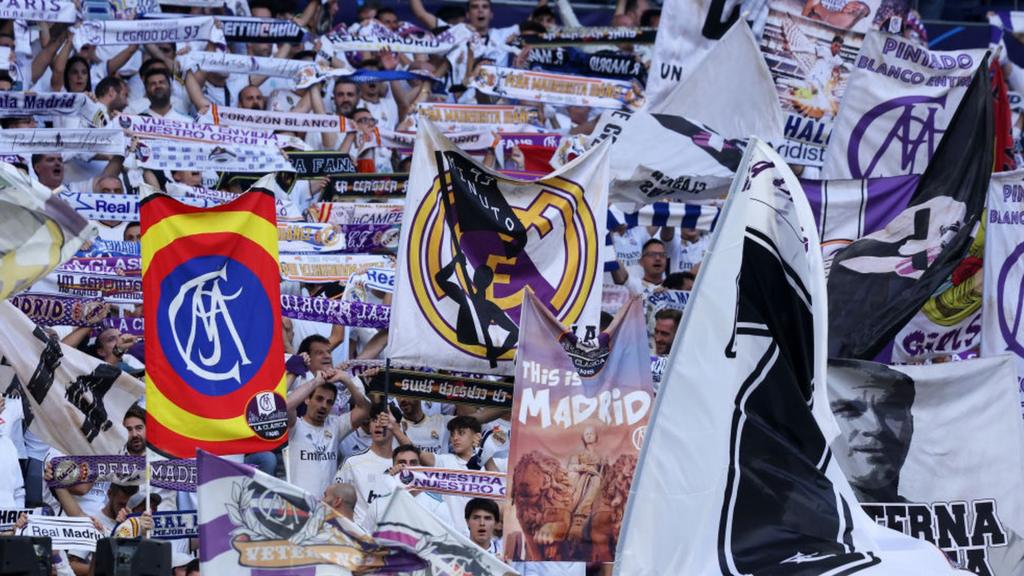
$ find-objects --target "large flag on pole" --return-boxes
[0,301,143,456]
[141,191,288,457]
[0,161,94,300]
[614,139,967,575]
[827,54,994,360]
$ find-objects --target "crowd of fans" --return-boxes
[0,0,705,574]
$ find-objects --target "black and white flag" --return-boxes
[615,139,966,575]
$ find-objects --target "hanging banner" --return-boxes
[388,121,609,374]
[396,467,506,500]
[822,32,985,179]
[142,191,288,457]
[72,16,223,49]
[205,104,347,133]
[469,65,641,110]
[522,26,656,46]
[365,369,513,409]
[0,128,125,155]
[0,91,88,116]
[505,292,652,562]
[134,139,295,173]
[279,294,390,330]
[828,356,1024,575]
[117,114,294,149]
[219,16,305,43]
[114,511,198,540]
[18,516,103,550]
[0,0,77,22]
[278,253,391,284]
[415,103,542,133]
[321,21,476,55]
[325,173,407,198]
[983,169,1024,411]
[286,150,357,177]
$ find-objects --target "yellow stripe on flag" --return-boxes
[145,374,287,442]
[142,211,278,274]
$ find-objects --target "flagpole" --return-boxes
[144,450,151,538]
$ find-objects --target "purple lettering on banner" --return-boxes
[278,294,390,329]
[997,241,1024,357]
[847,94,948,179]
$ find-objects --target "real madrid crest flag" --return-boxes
[141,190,288,457]
[388,120,610,375]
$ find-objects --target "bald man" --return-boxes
[324,482,359,523]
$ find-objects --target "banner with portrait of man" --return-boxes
[822,33,985,179]
[388,121,609,375]
[828,356,1024,576]
[760,0,904,167]
[504,291,653,563]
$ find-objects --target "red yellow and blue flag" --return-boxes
[141,190,287,457]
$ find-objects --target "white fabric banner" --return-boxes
[650,20,783,144]
[379,128,496,152]
[277,222,346,253]
[0,0,77,22]
[387,120,609,374]
[0,91,89,117]
[72,16,224,49]
[321,21,477,55]
[133,138,295,173]
[982,168,1024,413]
[178,50,309,79]
[58,190,216,222]
[615,139,969,575]
[415,103,542,133]
[829,356,1024,576]
[118,113,301,149]
[566,110,739,203]
[644,0,743,110]
[19,516,103,550]
[204,104,348,133]
[0,129,125,155]
[0,301,145,456]
[823,33,986,179]
[279,253,391,283]
[470,65,640,110]
[312,202,404,226]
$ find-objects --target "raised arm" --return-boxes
[286,371,326,429]
[409,0,439,29]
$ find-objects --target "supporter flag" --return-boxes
[504,291,653,563]
[197,450,423,575]
[0,161,94,300]
[141,191,288,457]
[614,139,967,575]
[827,56,994,360]
[828,356,1024,574]
[388,121,609,374]
[0,301,143,456]
[374,488,517,576]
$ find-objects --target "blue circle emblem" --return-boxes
[157,255,273,396]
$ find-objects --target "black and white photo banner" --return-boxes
[178,50,309,79]
[0,0,76,22]
[205,104,348,133]
[0,128,125,154]
[73,16,224,49]
[134,139,295,173]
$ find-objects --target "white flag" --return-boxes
[374,488,518,576]
[0,301,144,456]
[614,139,968,575]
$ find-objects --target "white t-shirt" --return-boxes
[434,452,472,536]
[360,96,400,132]
[339,426,373,460]
[402,414,452,455]
[612,226,651,281]
[0,398,25,507]
[668,233,709,274]
[93,221,130,242]
[289,414,354,499]
[334,448,393,526]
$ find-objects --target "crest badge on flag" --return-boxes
[141,190,288,457]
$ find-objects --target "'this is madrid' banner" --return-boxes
[983,168,1024,411]
[141,191,288,457]
[823,33,985,179]
[829,356,1024,576]
[388,121,609,374]
[505,292,652,563]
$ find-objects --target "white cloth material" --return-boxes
[334,447,393,526]
[614,139,971,575]
[72,17,225,50]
